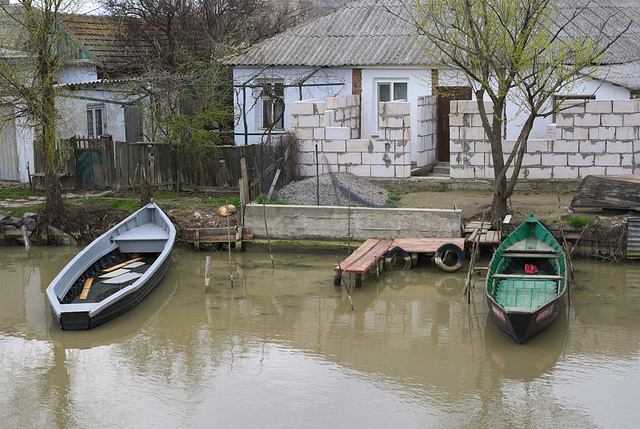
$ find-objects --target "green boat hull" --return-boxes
[485,217,568,344]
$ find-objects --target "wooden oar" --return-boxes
[79,278,93,300]
[103,257,144,273]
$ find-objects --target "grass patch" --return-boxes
[256,194,289,205]
[7,205,42,218]
[567,217,590,229]
[75,197,140,211]
[204,196,241,208]
[385,190,402,205]
[0,188,37,200]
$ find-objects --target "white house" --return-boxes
[224,0,640,175]
[0,11,151,184]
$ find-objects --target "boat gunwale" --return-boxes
[486,218,568,301]
[46,202,176,320]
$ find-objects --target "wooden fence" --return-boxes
[56,134,298,201]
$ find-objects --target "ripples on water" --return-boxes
[0,247,639,428]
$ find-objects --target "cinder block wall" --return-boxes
[292,96,411,178]
[417,95,437,168]
[449,99,640,179]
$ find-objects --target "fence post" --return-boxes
[101,135,113,189]
[240,158,250,203]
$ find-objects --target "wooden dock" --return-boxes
[186,227,252,251]
[334,237,466,288]
[334,239,393,288]
[464,221,502,247]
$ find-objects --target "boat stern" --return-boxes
[59,311,92,330]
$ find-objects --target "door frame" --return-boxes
[436,86,472,163]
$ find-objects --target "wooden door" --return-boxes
[436,86,472,162]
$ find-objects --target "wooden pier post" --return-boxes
[20,225,32,259]
[227,199,234,288]
[204,256,211,293]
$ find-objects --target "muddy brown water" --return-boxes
[1,247,639,428]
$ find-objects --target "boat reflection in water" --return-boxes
[485,308,568,381]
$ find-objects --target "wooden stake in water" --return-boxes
[226,199,234,288]
[348,187,352,254]
[463,213,484,303]
[260,183,275,268]
[20,225,32,259]
[204,256,211,293]
[335,257,354,311]
[315,145,320,206]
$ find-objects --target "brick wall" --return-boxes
[449,99,640,180]
[291,96,411,178]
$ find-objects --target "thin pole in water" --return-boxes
[348,186,351,254]
[463,213,484,303]
[335,257,354,311]
[226,199,234,288]
[315,145,320,206]
[204,256,211,294]
[556,187,574,305]
[260,183,275,268]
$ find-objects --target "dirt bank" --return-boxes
[0,176,614,249]
[396,187,575,225]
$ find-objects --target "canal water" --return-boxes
[1,247,639,428]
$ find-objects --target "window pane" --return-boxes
[379,83,391,102]
[394,83,407,101]
[274,99,285,129]
[87,110,94,138]
[95,109,103,136]
[262,99,272,128]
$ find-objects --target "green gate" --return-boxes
[73,137,105,189]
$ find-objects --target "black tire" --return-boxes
[385,246,412,271]
[433,243,465,273]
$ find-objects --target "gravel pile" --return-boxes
[274,172,389,207]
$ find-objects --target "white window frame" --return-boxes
[374,80,408,132]
[87,104,105,138]
[259,80,285,130]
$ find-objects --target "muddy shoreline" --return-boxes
[0,177,632,260]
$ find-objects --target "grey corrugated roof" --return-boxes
[223,0,439,67]
[560,0,640,65]
[224,0,640,72]
[592,61,640,91]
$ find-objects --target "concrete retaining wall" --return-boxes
[244,203,462,241]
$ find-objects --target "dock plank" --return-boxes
[335,239,380,271]
[345,240,393,273]
[391,238,465,253]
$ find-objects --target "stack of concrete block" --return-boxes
[417,95,437,168]
[291,96,412,178]
[449,99,640,180]
[326,95,361,139]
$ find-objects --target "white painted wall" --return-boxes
[56,88,128,142]
[15,114,34,184]
[58,64,98,85]
[360,67,431,162]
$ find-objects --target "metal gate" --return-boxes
[73,137,105,189]
[0,107,19,181]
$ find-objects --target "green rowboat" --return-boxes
[485,216,568,344]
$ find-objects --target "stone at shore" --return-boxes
[48,226,78,247]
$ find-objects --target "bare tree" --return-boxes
[402,0,629,225]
